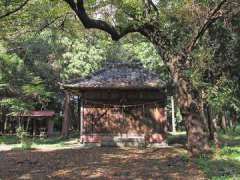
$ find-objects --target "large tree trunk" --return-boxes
[206,104,214,141]
[0,107,6,135]
[228,111,233,128]
[220,111,227,133]
[206,105,220,147]
[169,55,210,155]
[180,99,211,155]
[212,114,220,148]
[232,111,238,131]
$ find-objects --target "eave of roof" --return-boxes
[9,111,55,117]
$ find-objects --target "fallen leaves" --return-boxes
[0,147,206,180]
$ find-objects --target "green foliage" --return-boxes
[0,37,57,114]
[106,37,169,80]
[185,16,240,114]
[0,50,25,91]
[0,98,32,115]
[60,35,110,79]
[116,0,144,18]
[16,127,32,150]
[22,77,54,109]
[0,135,18,144]
[207,77,240,112]
[0,0,69,40]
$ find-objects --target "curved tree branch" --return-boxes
[143,0,159,16]
[147,0,159,14]
[37,12,72,33]
[63,0,172,60]
[0,0,29,20]
[186,0,228,53]
[64,0,145,41]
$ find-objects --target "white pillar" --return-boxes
[171,96,176,133]
[80,98,84,143]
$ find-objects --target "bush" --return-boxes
[16,127,32,150]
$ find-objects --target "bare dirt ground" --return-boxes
[0,147,206,180]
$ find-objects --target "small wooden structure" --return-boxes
[61,61,168,146]
[6,110,55,136]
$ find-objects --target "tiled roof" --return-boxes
[61,61,166,90]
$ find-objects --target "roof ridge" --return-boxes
[104,61,143,68]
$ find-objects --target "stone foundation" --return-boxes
[80,133,167,147]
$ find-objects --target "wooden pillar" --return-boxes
[233,111,238,131]
[80,98,84,143]
[62,92,70,137]
[47,119,54,137]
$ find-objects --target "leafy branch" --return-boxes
[0,0,30,20]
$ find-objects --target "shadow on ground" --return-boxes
[0,147,206,180]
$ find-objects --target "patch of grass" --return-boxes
[218,147,240,159]
[167,127,240,179]
[31,138,67,149]
[194,154,240,180]
[33,136,66,145]
[194,127,240,180]
[0,135,19,145]
[0,132,81,150]
[219,127,240,147]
